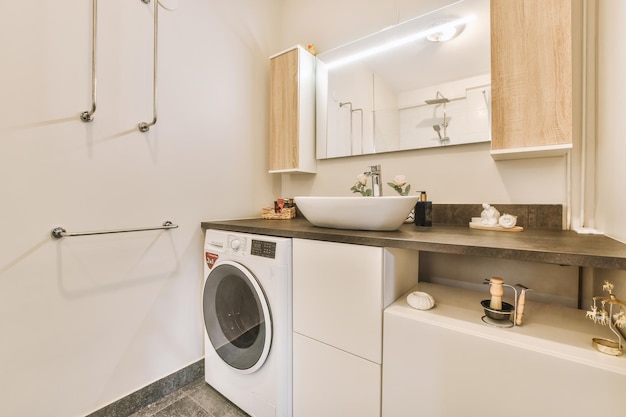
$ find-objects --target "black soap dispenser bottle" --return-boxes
[414,191,432,227]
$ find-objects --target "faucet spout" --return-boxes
[364,165,382,197]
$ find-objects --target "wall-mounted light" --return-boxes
[425,19,465,42]
[325,15,475,70]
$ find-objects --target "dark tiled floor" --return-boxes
[129,378,250,417]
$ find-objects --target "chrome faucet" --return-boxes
[364,165,382,196]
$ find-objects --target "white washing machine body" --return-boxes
[203,229,292,417]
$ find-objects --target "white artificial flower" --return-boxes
[393,174,407,187]
[357,173,368,186]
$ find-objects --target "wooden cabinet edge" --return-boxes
[268,168,317,174]
[490,143,572,160]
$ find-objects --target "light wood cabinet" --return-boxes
[490,0,573,159]
[269,46,316,173]
[292,239,417,417]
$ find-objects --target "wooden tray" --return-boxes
[469,222,524,232]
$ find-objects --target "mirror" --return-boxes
[316,0,490,159]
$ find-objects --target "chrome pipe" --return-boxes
[339,102,353,155]
[351,108,363,155]
[51,221,178,239]
[81,0,97,122]
[138,0,158,132]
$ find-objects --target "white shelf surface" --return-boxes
[386,282,626,376]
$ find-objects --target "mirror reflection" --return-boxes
[316,0,490,159]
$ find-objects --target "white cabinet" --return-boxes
[292,239,417,417]
[382,283,626,416]
[269,45,316,173]
[293,333,381,417]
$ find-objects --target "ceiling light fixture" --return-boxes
[425,19,465,42]
[324,15,474,69]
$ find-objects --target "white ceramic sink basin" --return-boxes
[294,196,419,231]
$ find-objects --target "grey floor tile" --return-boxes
[187,382,249,417]
[129,377,251,417]
[128,384,191,417]
[221,406,250,417]
[153,396,212,417]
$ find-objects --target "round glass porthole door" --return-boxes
[203,260,272,373]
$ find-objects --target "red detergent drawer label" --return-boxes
[205,252,219,269]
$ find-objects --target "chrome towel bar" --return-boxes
[81,0,164,128]
[51,221,178,239]
[80,0,98,122]
[138,0,159,132]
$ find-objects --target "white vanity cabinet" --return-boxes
[292,238,418,417]
[382,283,626,416]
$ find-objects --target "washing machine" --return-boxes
[202,229,292,417]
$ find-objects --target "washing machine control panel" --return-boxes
[227,235,277,259]
[205,232,282,261]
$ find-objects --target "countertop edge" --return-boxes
[200,218,626,270]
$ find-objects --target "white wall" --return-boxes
[282,143,568,204]
[0,1,279,416]
[592,0,626,312]
[596,0,626,243]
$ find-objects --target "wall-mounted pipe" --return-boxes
[80,0,98,122]
[339,102,354,155]
[339,102,364,155]
[352,108,364,154]
[138,0,158,132]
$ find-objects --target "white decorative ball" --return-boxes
[406,291,435,310]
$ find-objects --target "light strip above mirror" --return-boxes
[324,15,476,70]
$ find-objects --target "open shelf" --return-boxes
[386,282,626,376]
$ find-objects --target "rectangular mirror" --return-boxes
[316,0,490,159]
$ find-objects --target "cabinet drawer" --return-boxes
[293,239,383,363]
[293,333,380,417]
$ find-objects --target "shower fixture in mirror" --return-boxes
[316,0,490,159]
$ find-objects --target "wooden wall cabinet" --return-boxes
[269,45,316,173]
[490,0,573,160]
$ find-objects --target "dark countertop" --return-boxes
[201,218,626,270]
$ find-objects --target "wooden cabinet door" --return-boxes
[270,48,299,171]
[269,46,316,173]
[490,0,572,158]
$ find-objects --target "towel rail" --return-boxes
[80,0,98,122]
[51,221,178,239]
[138,0,158,132]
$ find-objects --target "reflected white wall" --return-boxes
[398,74,490,149]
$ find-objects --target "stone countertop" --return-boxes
[200,218,626,270]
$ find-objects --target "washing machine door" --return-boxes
[203,260,272,374]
